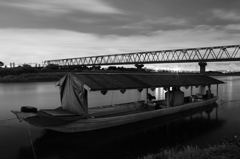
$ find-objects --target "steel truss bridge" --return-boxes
[44,44,240,66]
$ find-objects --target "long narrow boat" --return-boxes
[12,73,224,133]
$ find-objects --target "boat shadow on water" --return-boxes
[18,103,225,159]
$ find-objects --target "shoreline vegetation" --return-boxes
[140,136,240,159]
[0,72,65,83]
[0,65,240,83]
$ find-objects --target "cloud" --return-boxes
[146,25,239,49]
[150,17,189,26]
[0,25,240,68]
[116,17,190,30]
[211,9,240,21]
[1,0,122,15]
[224,24,240,30]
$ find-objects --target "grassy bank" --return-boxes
[140,137,240,159]
[0,72,65,82]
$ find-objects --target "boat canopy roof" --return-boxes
[56,73,224,115]
[58,73,224,92]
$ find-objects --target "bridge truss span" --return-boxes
[44,44,240,66]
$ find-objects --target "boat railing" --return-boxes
[88,101,146,117]
[149,93,216,109]
[88,93,216,117]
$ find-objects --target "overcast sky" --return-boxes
[0,0,240,70]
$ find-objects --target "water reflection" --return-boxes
[227,76,233,102]
[18,103,223,159]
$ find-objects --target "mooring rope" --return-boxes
[0,116,37,158]
[210,87,240,105]
[210,87,225,104]
[26,119,37,159]
[220,99,240,105]
[0,118,16,123]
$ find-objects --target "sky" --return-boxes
[0,0,240,71]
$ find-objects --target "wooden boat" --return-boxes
[12,73,224,133]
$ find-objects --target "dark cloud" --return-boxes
[0,0,240,37]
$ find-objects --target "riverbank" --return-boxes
[0,72,65,82]
[140,136,240,159]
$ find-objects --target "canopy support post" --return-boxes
[167,87,170,108]
[190,86,193,96]
[216,84,218,96]
[207,85,211,99]
[145,88,148,105]
[111,91,114,106]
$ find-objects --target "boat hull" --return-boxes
[46,97,218,133]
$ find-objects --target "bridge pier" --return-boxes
[198,62,207,74]
[198,62,207,95]
[135,64,144,71]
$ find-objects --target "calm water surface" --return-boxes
[1,76,240,159]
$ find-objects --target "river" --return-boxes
[0,76,240,159]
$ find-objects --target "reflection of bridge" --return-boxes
[44,44,240,73]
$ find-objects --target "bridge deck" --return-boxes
[45,44,240,66]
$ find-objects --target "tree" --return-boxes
[22,64,32,68]
[0,61,4,68]
[46,64,59,70]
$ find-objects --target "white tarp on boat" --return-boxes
[57,73,88,115]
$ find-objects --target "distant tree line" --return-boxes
[0,61,4,68]
[43,64,150,72]
[0,65,40,77]
[0,61,209,78]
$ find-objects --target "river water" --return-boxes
[0,76,240,159]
